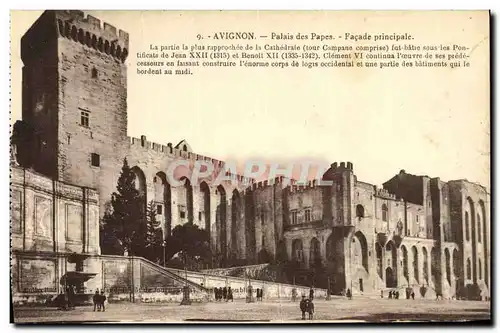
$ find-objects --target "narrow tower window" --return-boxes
[91,153,100,167]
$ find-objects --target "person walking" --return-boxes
[93,289,100,311]
[309,287,314,301]
[222,286,228,301]
[227,287,234,302]
[307,298,315,320]
[99,290,107,312]
[299,295,308,320]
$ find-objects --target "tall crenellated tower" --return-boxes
[21,10,129,188]
[321,161,355,294]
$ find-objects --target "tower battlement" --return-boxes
[330,161,354,171]
[22,10,129,64]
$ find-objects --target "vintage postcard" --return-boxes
[10,10,490,324]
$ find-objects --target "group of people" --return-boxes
[388,290,401,299]
[299,296,315,320]
[255,288,264,301]
[57,285,77,310]
[93,289,107,311]
[213,286,234,302]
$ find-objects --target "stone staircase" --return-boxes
[139,257,209,293]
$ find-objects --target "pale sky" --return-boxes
[10,10,490,188]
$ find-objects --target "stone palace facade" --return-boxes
[11,10,490,300]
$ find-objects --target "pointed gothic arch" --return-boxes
[200,181,211,232]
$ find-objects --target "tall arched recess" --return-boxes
[352,231,368,272]
[376,243,383,279]
[216,185,227,266]
[155,172,172,237]
[386,241,398,288]
[131,166,147,219]
[466,197,477,282]
[200,181,211,232]
[350,231,369,293]
[230,189,242,262]
[479,200,488,287]
[184,177,194,224]
[244,190,256,263]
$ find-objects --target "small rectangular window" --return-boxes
[81,110,90,127]
[157,205,163,215]
[199,211,202,221]
[91,153,100,167]
[180,211,186,219]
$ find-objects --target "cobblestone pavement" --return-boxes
[13,298,491,323]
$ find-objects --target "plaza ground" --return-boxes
[13,297,490,323]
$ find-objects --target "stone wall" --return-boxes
[10,166,100,255]
[12,251,327,305]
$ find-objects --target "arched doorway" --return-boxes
[386,267,396,288]
[386,241,398,286]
